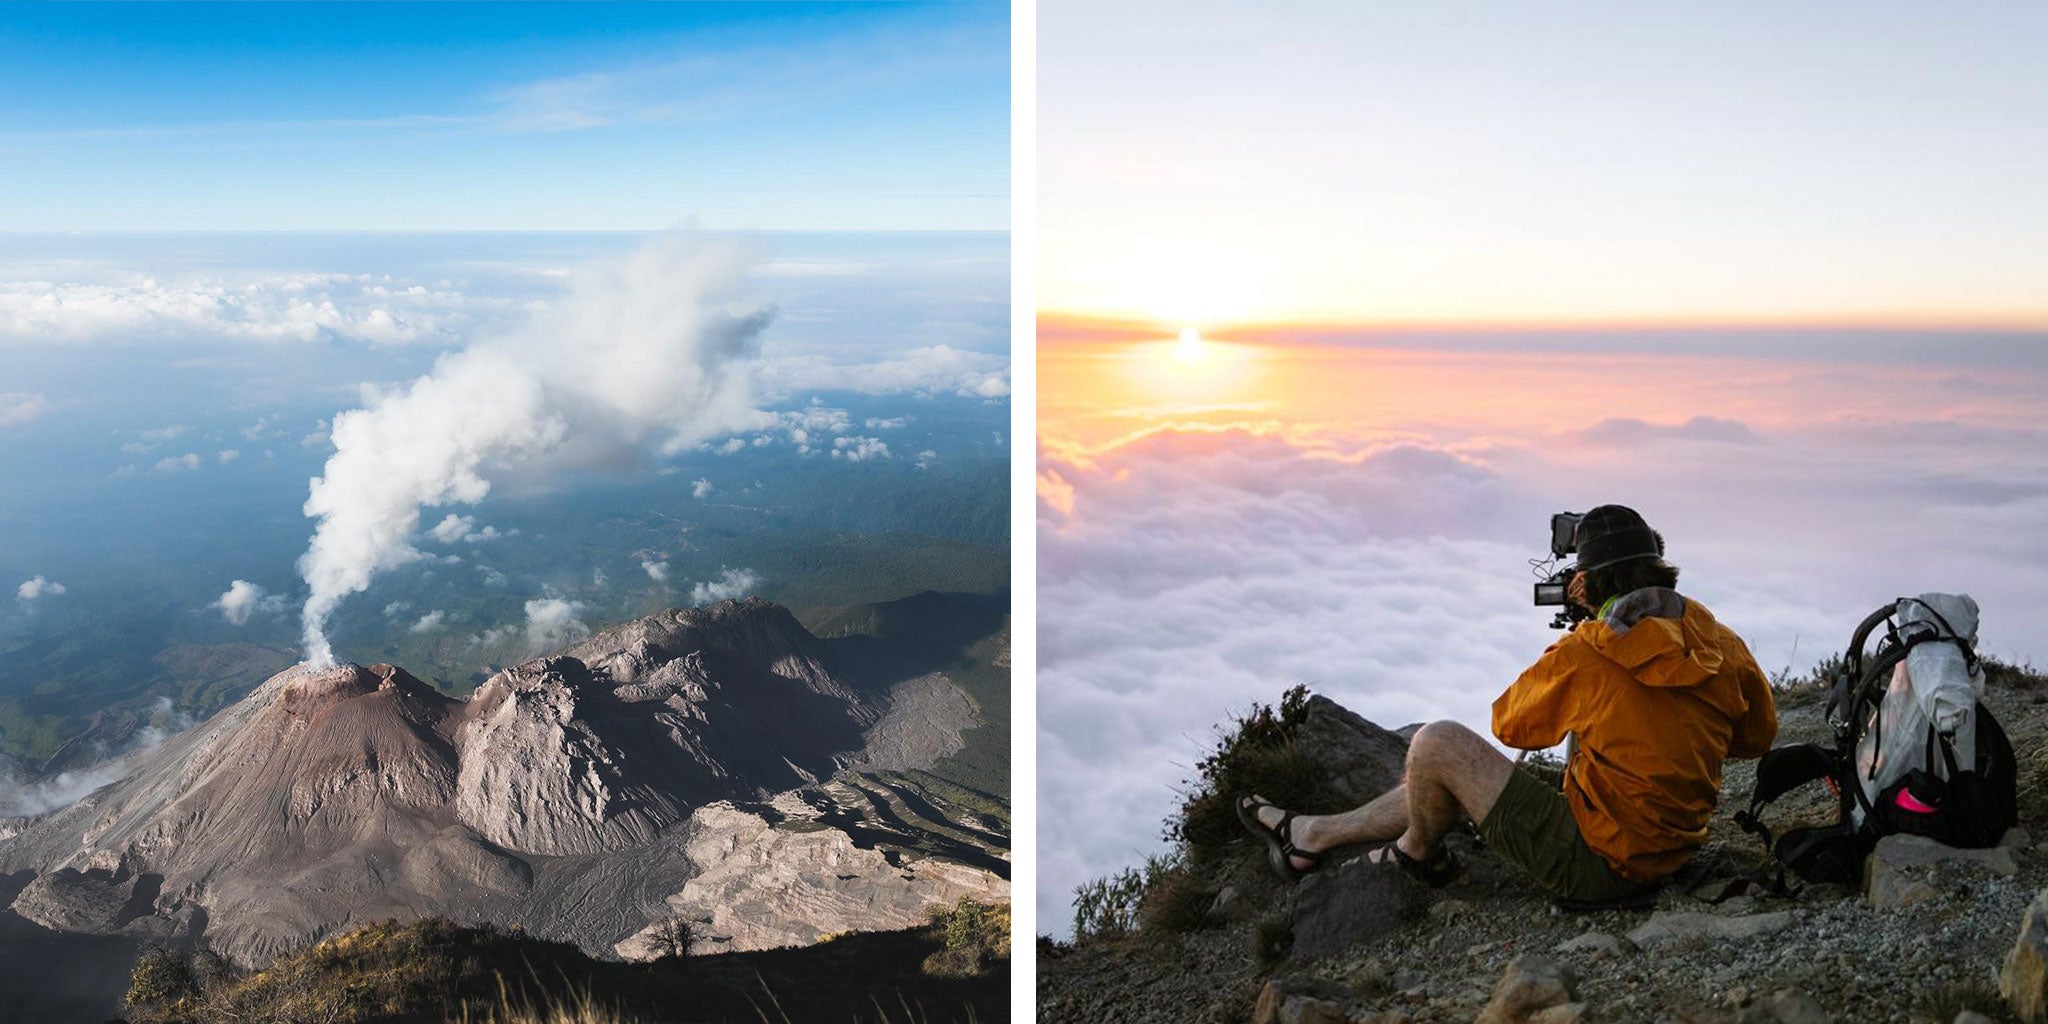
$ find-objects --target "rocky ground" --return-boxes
[1039,672,2048,1024]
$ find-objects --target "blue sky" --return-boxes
[0,2,1009,231]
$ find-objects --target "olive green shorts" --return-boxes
[1477,769,1655,903]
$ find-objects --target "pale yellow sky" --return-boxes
[1039,3,2048,329]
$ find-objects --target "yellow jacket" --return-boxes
[1493,589,1776,883]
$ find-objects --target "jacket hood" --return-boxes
[1579,587,1723,689]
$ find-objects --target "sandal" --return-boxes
[1236,795,1323,882]
[1369,841,1462,888]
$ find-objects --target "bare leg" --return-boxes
[1251,720,1516,870]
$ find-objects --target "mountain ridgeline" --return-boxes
[0,594,1010,973]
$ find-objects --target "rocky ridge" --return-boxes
[0,598,1009,966]
[1039,677,2048,1024]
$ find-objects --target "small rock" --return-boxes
[1553,931,1625,957]
[2004,828,2033,850]
[1345,958,1392,994]
[1956,1011,1997,1024]
[1210,885,1247,920]
[1431,897,1474,924]
[1722,986,1751,1008]
[1526,1005,1587,1024]
[1866,834,2018,909]
[1626,911,1793,949]
[1475,954,1578,1024]
[1735,989,1829,1024]
[1252,979,1356,1024]
[2002,888,2048,1023]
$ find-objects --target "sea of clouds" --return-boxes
[1037,343,2048,934]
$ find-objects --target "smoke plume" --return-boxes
[297,234,772,666]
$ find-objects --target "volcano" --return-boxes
[0,598,1007,965]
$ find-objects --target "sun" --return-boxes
[1174,327,1207,362]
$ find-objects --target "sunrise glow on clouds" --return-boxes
[1037,2,2048,933]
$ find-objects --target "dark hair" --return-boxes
[1580,558,1679,609]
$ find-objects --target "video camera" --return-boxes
[1532,511,1586,630]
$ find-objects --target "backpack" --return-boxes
[1733,593,2018,887]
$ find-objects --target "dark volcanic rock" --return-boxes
[1289,853,1430,961]
[1295,695,1411,805]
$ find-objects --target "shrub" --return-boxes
[1171,685,1322,862]
[920,896,1009,977]
[645,917,691,962]
[126,945,198,1010]
[1135,858,1216,935]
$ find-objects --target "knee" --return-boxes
[1407,719,1482,768]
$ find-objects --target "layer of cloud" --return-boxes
[16,576,65,600]
[211,579,287,625]
[690,568,759,606]
[757,344,1009,400]
[409,610,446,634]
[0,273,488,346]
[1036,373,2048,935]
[641,559,670,582]
[691,478,714,499]
[153,453,201,473]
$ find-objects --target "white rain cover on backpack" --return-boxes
[1853,593,1984,820]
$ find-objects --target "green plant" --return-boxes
[125,945,198,1010]
[921,896,1010,977]
[1072,855,1177,940]
[1170,685,1322,861]
[1135,858,1217,935]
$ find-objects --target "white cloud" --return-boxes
[241,415,285,441]
[409,610,446,633]
[915,449,939,470]
[691,478,714,499]
[830,436,891,462]
[294,234,770,667]
[16,575,65,600]
[383,601,411,617]
[0,392,48,428]
[0,697,197,816]
[152,453,201,473]
[642,559,670,582]
[140,425,188,442]
[0,272,488,347]
[427,513,501,544]
[218,449,241,463]
[713,437,746,455]
[757,344,1010,400]
[523,597,590,652]
[690,568,759,606]
[211,579,286,625]
[864,416,908,430]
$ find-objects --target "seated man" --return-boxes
[1240,504,1777,904]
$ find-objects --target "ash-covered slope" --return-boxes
[0,598,1006,966]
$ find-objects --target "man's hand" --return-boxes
[1568,571,1593,616]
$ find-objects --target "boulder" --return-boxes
[1475,954,1578,1024]
[1290,854,1428,961]
[1625,911,1792,949]
[1866,834,2017,909]
[2001,887,2048,1023]
[1296,696,1410,805]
